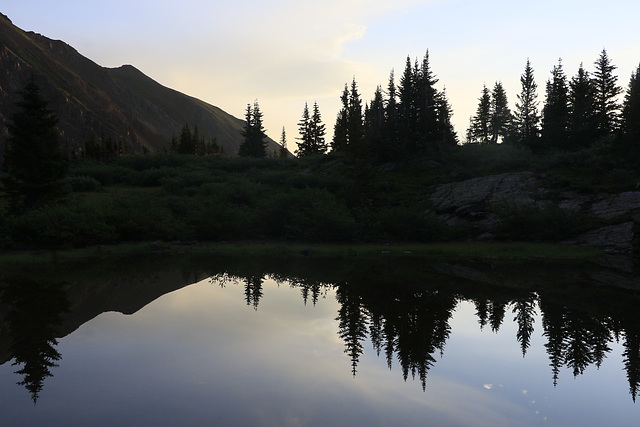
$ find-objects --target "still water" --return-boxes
[1,254,639,426]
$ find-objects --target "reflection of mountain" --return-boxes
[2,253,640,402]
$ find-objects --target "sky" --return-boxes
[3,0,640,145]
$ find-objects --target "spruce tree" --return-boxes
[238,100,267,158]
[592,49,622,136]
[435,87,458,146]
[620,63,640,158]
[347,78,364,154]
[513,59,540,148]
[489,81,512,144]
[542,59,570,150]
[296,102,326,157]
[398,56,417,150]
[331,84,349,152]
[417,50,440,151]
[279,126,289,158]
[2,77,67,211]
[568,64,598,149]
[365,86,386,159]
[295,102,312,157]
[469,85,492,143]
[310,101,327,155]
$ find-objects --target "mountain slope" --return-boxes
[0,13,276,156]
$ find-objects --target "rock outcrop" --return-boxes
[427,171,640,254]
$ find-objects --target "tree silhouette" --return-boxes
[568,63,598,149]
[2,278,68,404]
[513,294,537,357]
[2,76,67,212]
[592,48,622,136]
[513,59,540,149]
[542,59,570,150]
[238,100,267,158]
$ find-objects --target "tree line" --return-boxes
[466,49,640,155]
[239,48,639,164]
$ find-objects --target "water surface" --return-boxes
[0,254,639,426]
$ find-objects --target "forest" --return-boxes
[1,49,639,250]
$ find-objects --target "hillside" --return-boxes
[0,13,278,156]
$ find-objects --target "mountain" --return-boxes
[0,13,278,156]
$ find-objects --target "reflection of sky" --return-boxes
[0,278,638,426]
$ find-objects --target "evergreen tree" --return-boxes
[435,87,458,147]
[384,69,401,156]
[347,77,364,154]
[296,101,327,157]
[365,86,386,159]
[416,50,441,151]
[295,102,312,157]
[238,100,267,158]
[542,59,570,150]
[310,101,327,154]
[620,63,640,156]
[592,49,622,136]
[468,84,492,143]
[278,126,289,158]
[568,64,598,149]
[513,59,540,149]
[331,84,350,152]
[398,56,418,150]
[489,81,512,144]
[2,77,67,211]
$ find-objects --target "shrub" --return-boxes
[63,176,103,192]
[496,203,581,242]
[7,203,117,247]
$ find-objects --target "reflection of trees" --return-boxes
[335,282,456,390]
[243,275,263,310]
[513,294,537,357]
[211,268,640,400]
[1,279,68,404]
[335,284,368,376]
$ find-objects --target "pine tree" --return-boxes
[592,49,622,136]
[310,101,327,155]
[398,56,418,150]
[295,102,312,157]
[542,59,570,150]
[416,50,440,151]
[468,84,492,143]
[2,77,67,211]
[489,81,512,144]
[347,77,364,154]
[365,86,386,159]
[385,69,400,156]
[513,59,540,149]
[331,84,350,152]
[238,100,267,158]
[278,126,289,158]
[435,87,458,146]
[568,64,598,149]
[620,63,640,158]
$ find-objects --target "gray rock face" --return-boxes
[430,171,537,213]
[590,192,640,220]
[427,171,640,254]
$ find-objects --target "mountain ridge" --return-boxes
[0,13,276,156]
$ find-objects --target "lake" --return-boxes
[1,252,639,426]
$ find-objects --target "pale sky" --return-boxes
[3,1,640,145]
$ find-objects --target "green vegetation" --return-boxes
[1,49,639,253]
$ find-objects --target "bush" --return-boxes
[496,203,581,242]
[259,188,356,241]
[7,203,117,247]
[64,175,103,192]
